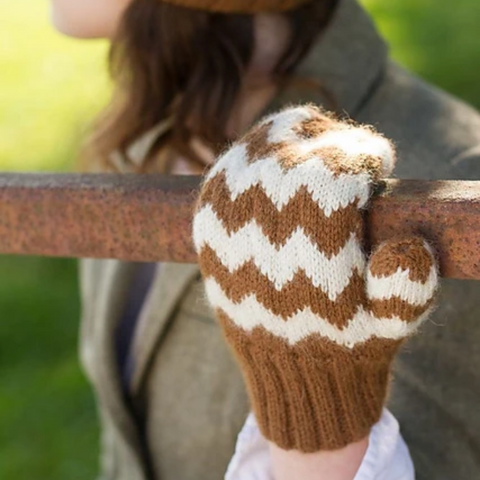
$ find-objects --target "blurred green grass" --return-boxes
[0,1,108,478]
[0,258,99,479]
[0,0,479,478]
[363,0,480,106]
[0,1,109,172]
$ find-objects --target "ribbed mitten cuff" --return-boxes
[221,312,401,452]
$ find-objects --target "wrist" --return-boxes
[269,435,369,480]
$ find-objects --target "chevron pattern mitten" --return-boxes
[193,105,439,452]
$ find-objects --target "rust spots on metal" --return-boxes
[0,173,198,264]
[368,179,480,280]
[0,174,480,280]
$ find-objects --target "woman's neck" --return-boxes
[169,13,293,174]
[226,13,292,138]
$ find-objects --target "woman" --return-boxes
[50,0,480,479]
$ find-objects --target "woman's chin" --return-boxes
[50,15,99,38]
[48,4,115,39]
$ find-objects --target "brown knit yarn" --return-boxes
[159,0,314,13]
[193,106,439,452]
[220,315,401,451]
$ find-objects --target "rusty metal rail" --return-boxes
[0,173,479,280]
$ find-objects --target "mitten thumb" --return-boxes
[366,237,439,334]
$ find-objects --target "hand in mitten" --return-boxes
[193,105,438,452]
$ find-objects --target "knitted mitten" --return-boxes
[193,105,438,452]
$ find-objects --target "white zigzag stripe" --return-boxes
[297,129,395,177]
[206,144,372,217]
[193,205,366,300]
[205,278,428,347]
[367,267,438,306]
[264,107,311,144]
[260,107,395,177]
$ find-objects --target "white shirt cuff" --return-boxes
[225,409,414,480]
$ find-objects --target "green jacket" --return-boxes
[79,0,480,478]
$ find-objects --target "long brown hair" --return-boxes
[83,0,338,172]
